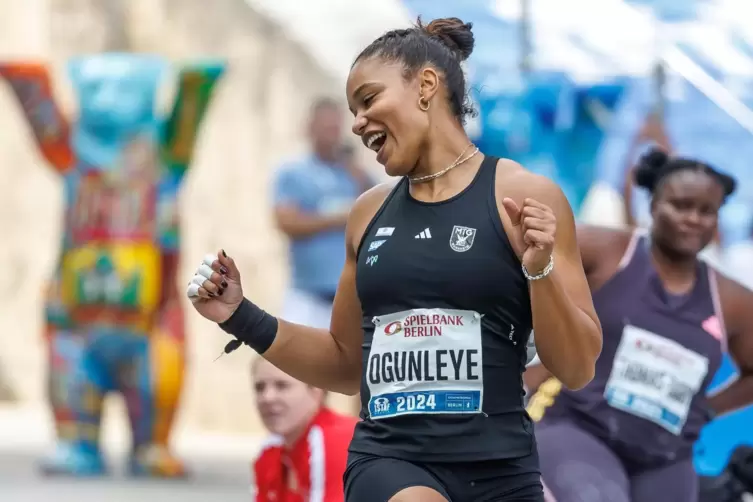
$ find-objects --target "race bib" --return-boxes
[367,308,484,420]
[59,242,161,313]
[604,325,709,435]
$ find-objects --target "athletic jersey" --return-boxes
[252,408,357,502]
[350,155,535,462]
[543,231,726,465]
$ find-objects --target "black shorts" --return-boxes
[344,450,544,502]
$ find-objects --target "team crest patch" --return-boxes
[450,226,477,252]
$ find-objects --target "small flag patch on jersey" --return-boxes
[376,227,394,236]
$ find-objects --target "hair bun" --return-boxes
[634,147,669,191]
[420,17,475,61]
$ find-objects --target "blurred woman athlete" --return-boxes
[526,149,753,502]
[187,17,602,502]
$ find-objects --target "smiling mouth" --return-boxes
[365,132,386,152]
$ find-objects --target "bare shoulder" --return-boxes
[578,224,635,254]
[494,158,632,274]
[349,181,397,225]
[714,270,753,334]
[578,224,636,279]
[494,158,565,205]
[491,159,570,238]
[346,181,399,253]
[715,271,752,301]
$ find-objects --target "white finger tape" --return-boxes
[186,283,200,298]
[203,253,217,267]
[190,274,204,287]
[197,264,214,280]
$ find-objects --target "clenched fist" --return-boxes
[502,197,556,276]
[186,250,244,323]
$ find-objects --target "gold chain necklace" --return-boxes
[408,144,480,184]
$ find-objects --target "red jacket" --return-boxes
[252,408,357,502]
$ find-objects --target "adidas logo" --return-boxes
[414,228,432,239]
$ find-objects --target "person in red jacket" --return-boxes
[252,358,357,502]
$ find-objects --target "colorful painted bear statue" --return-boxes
[0,54,224,477]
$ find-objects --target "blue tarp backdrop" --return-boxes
[402,0,753,476]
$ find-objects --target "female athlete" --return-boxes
[526,148,753,502]
[188,17,602,502]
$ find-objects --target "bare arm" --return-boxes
[621,128,643,227]
[272,165,350,239]
[523,224,628,391]
[262,248,362,394]
[576,224,632,287]
[502,167,602,389]
[707,276,753,416]
[261,184,393,394]
[622,165,636,227]
[621,134,643,228]
[623,115,672,227]
[274,205,348,239]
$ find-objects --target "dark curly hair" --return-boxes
[635,147,736,200]
[353,17,477,123]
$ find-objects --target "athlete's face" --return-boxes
[651,169,724,258]
[346,57,432,177]
[253,359,323,440]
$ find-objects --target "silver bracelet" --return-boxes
[522,256,554,281]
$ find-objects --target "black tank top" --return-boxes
[543,232,725,466]
[349,155,536,462]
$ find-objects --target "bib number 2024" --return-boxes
[397,393,437,412]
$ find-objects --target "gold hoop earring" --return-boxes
[418,96,430,112]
